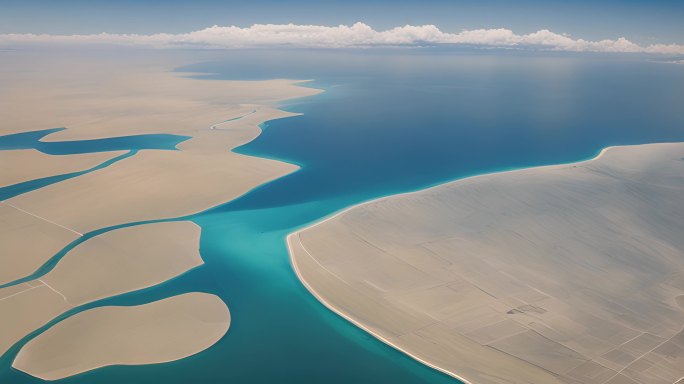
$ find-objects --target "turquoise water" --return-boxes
[0,151,137,201]
[1,50,684,383]
[0,129,189,200]
[0,128,189,154]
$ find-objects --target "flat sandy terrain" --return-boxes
[0,150,124,188]
[0,51,319,140]
[0,49,317,379]
[5,106,302,233]
[289,142,684,384]
[0,201,81,285]
[0,51,319,280]
[0,221,202,357]
[13,292,230,381]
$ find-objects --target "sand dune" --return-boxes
[13,292,230,381]
[289,142,684,384]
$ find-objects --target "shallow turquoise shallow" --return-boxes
[1,50,683,383]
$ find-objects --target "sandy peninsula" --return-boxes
[288,142,684,384]
[13,292,230,381]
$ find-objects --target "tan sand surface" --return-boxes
[0,150,124,188]
[12,292,230,381]
[5,107,301,233]
[0,51,318,140]
[0,221,203,357]
[0,50,319,282]
[42,221,203,305]
[0,202,80,285]
[0,285,71,358]
[0,50,312,378]
[289,142,684,384]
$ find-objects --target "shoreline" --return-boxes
[288,142,615,244]
[286,141,684,384]
[286,232,473,384]
[0,52,325,380]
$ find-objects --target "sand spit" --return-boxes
[0,221,202,357]
[289,142,684,384]
[13,292,230,381]
[0,150,124,188]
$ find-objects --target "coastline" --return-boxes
[284,147,616,384]
[13,292,231,381]
[287,142,684,384]
[0,51,324,380]
[286,232,474,384]
[2,49,680,382]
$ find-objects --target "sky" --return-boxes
[1,0,683,54]
[1,0,683,45]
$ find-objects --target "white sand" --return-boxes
[289,142,684,384]
[13,292,230,381]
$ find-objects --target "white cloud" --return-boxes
[1,22,683,55]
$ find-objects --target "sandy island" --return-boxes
[0,50,320,379]
[288,142,684,384]
[0,221,202,358]
[13,292,230,381]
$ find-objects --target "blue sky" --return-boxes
[1,0,683,45]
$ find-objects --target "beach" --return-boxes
[288,142,684,384]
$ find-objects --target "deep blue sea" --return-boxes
[1,49,683,383]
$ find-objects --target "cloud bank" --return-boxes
[2,22,683,54]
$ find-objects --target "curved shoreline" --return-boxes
[286,232,473,384]
[0,59,325,380]
[289,144,612,237]
[286,142,682,384]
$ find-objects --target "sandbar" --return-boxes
[0,221,203,357]
[13,292,230,381]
